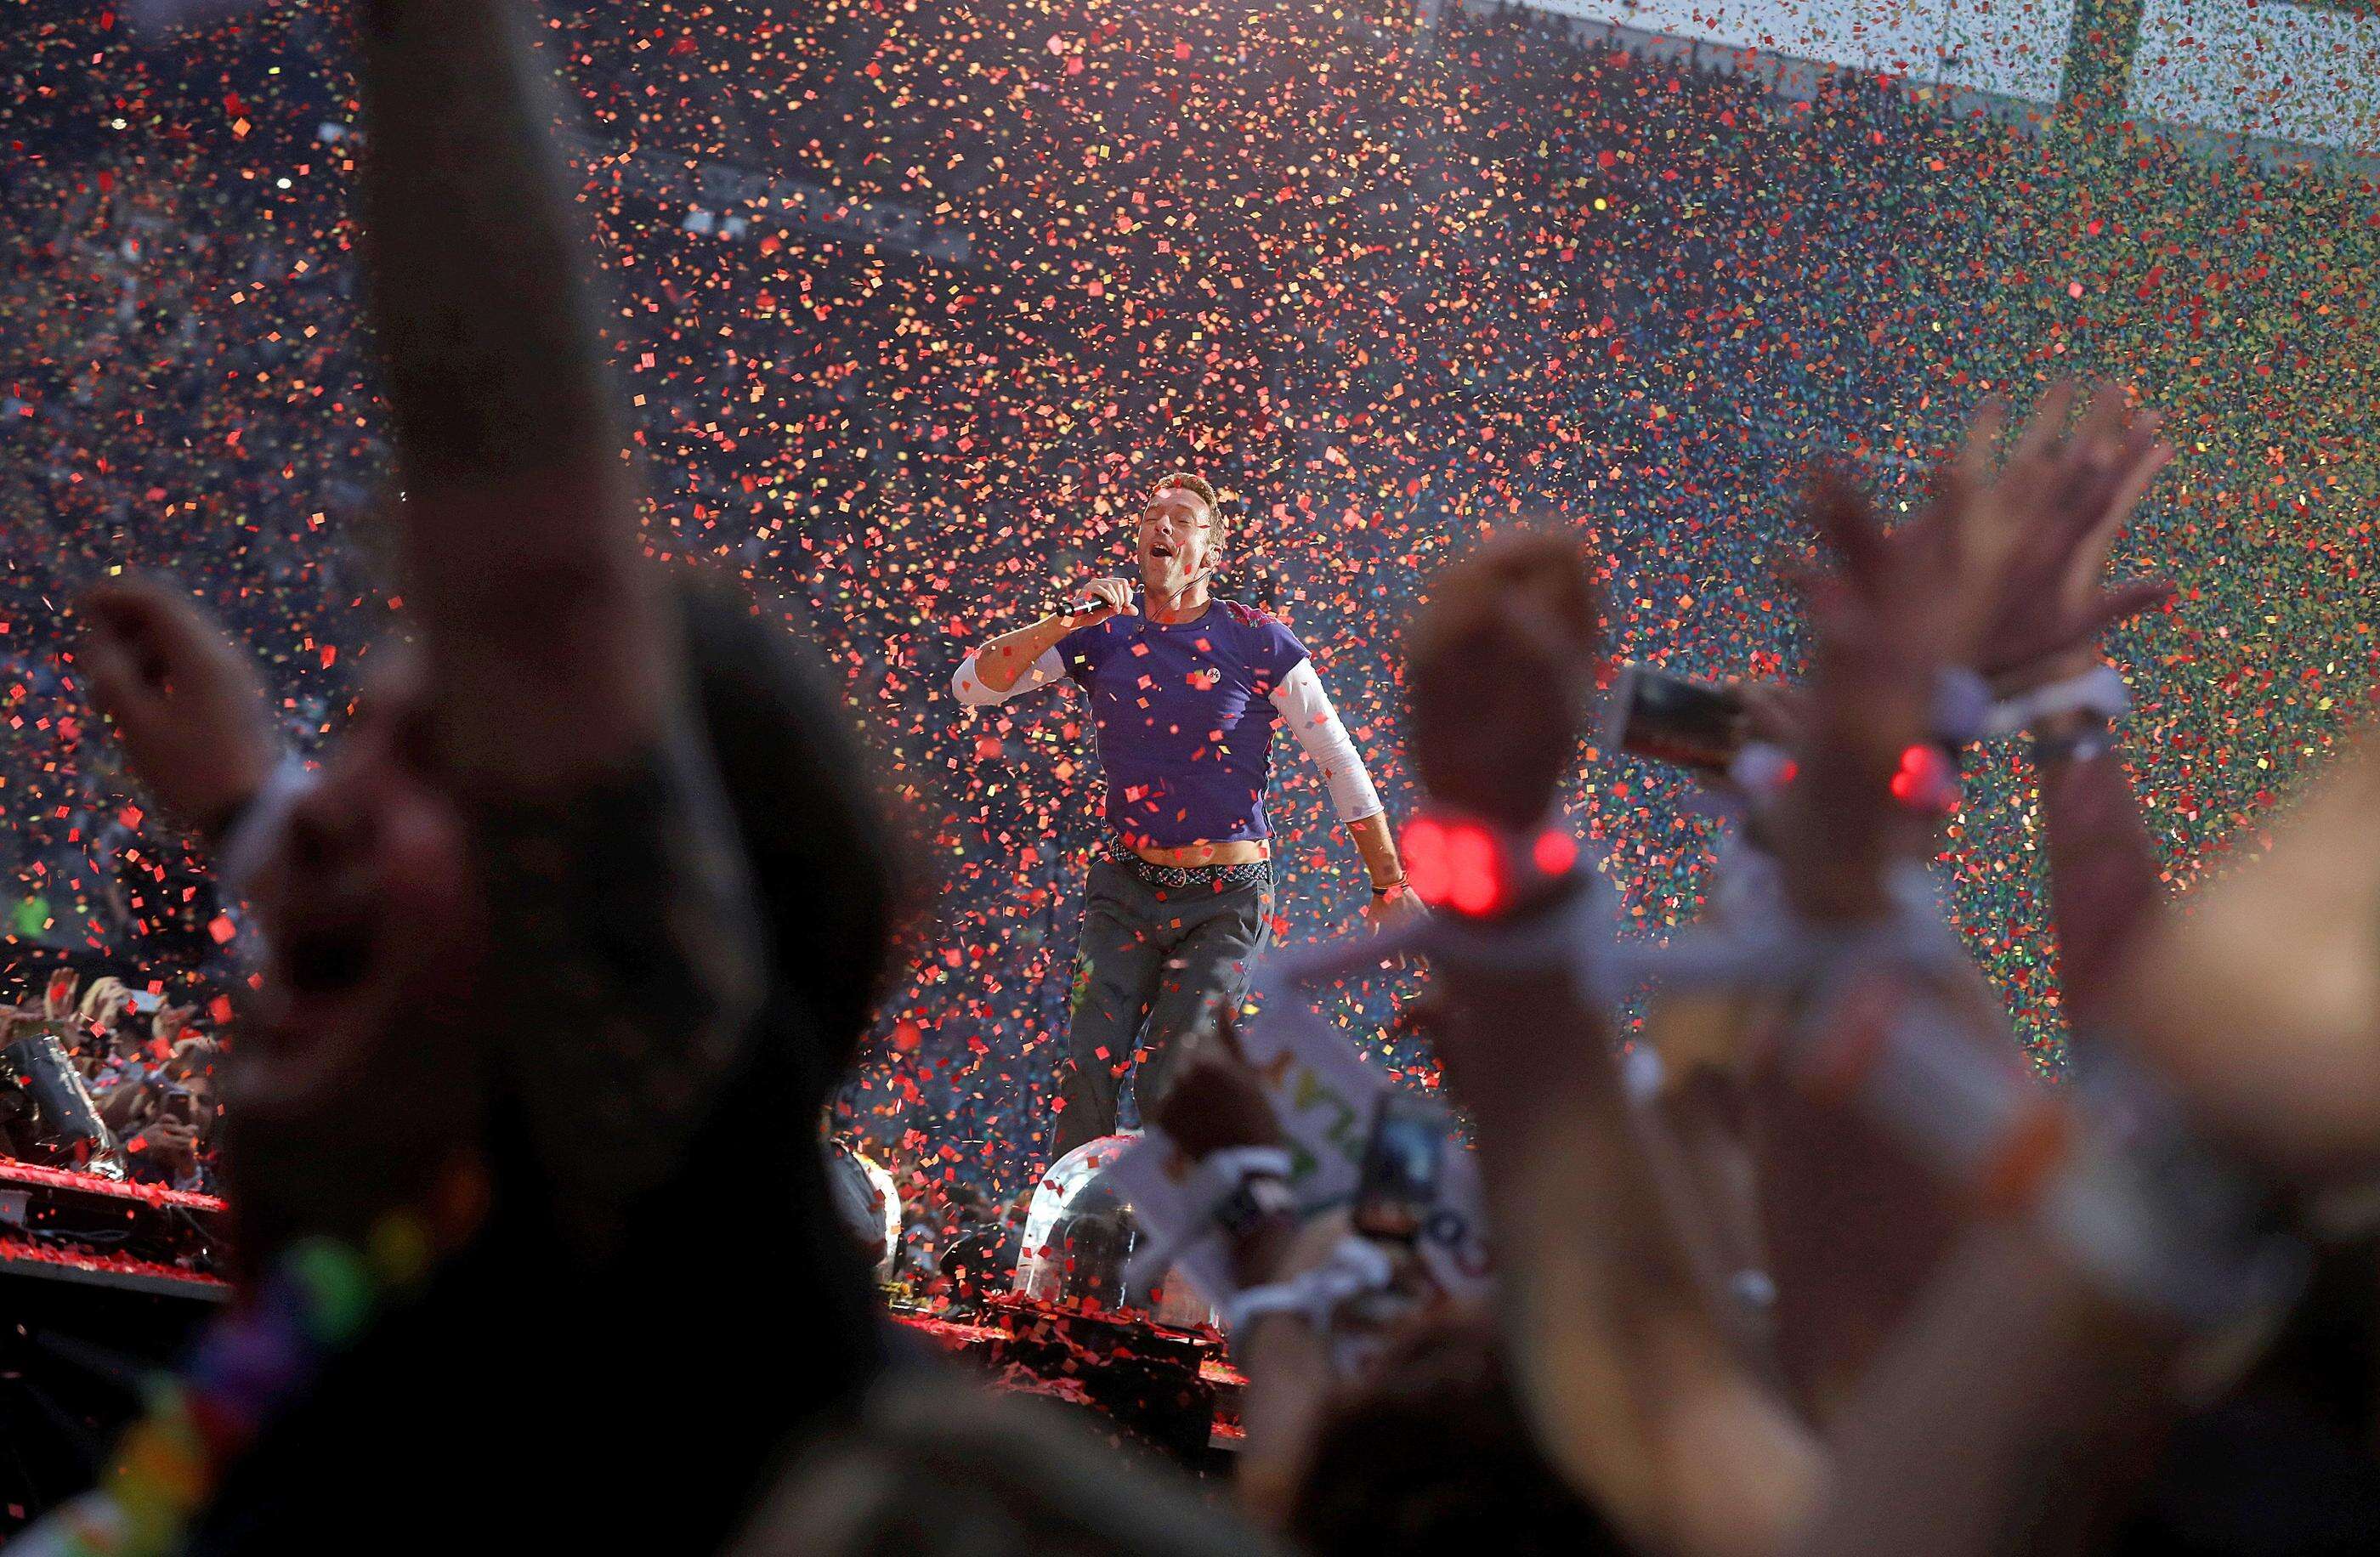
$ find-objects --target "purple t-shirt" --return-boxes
[1059,597,1310,850]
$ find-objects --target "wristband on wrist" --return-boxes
[1784,967,2305,1356]
[1221,1233,1398,1337]
[1726,740,1799,799]
[1982,663,2133,739]
[1714,664,2117,789]
[1889,741,1963,813]
[2031,711,2116,766]
[1930,666,1995,747]
[1371,878,1407,898]
[1398,811,1584,919]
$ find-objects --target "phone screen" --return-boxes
[1352,1093,1448,1243]
[1607,664,1748,774]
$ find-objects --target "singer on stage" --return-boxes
[955,472,1422,1159]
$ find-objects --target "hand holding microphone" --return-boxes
[1059,576,1137,626]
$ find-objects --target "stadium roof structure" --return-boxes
[1446,0,2380,174]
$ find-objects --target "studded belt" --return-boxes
[1104,840,1272,892]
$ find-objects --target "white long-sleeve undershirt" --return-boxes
[951,646,1065,708]
[1269,657,1384,824]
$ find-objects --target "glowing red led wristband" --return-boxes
[1889,742,1962,813]
[1399,813,1583,917]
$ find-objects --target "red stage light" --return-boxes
[1531,829,1578,875]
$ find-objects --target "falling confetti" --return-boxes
[0,0,2371,1225]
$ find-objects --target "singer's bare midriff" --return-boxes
[1126,837,1272,868]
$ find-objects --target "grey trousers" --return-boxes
[1049,856,1275,1159]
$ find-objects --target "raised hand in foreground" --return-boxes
[1819,382,2173,696]
[1406,535,1820,1557]
[79,576,278,842]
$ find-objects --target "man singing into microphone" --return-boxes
[954,472,1421,1159]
